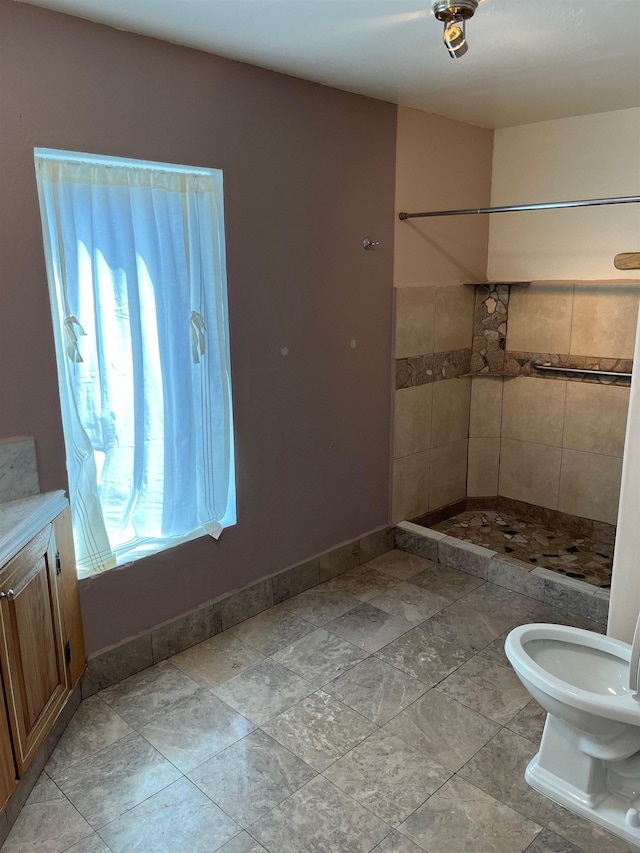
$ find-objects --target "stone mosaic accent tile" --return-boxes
[471,284,510,375]
[433,510,613,588]
[503,351,632,387]
[433,347,472,381]
[395,347,472,389]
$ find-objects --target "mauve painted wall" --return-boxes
[0,0,396,654]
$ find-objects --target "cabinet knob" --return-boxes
[0,590,15,601]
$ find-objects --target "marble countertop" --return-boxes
[0,491,68,567]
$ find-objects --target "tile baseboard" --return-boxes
[81,526,395,699]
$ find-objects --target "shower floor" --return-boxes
[432,510,612,589]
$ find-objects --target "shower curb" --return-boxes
[395,520,609,626]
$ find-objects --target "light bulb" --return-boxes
[443,14,468,58]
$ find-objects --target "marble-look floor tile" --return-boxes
[369,580,450,624]
[52,732,181,829]
[325,602,416,653]
[399,776,541,853]
[281,587,360,626]
[508,700,547,745]
[437,655,531,725]
[547,807,638,853]
[97,777,238,852]
[272,628,368,687]
[371,830,425,853]
[230,606,316,655]
[212,658,314,726]
[320,566,400,601]
[411,563,485,602]
[98,660,201,729]
[63,834,112,853]
[170,632,265,689]
[45,695,132,776]
[383,689,499,772]
[138,688,255,773]
[459,728,562,825]
[524,828,583,852]
[325,656,426,725]
[324,729,450,826]
[262,690,376,771]
[426,600,513,651]
[249,775,389,853]
[366,550,434,581]
[1,776,93,853]
[462,583,545,625]
[24,774,62,805]
[477,631,511,668]
[219,832,268,853]
[376,624,474,687]
[188,729,315,827]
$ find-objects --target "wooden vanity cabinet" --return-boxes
[0,507,85,802]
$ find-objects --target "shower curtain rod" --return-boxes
[398,195,640,220]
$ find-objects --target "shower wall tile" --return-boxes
[498,439,561,510]
[569,285,640,359]
[395,286,436,358]
[393,385,433,459]
[434,286,475,353]
[501,376,566,447]
[467,438,500,497]
[562,382,630,457]
[506,283,574,354]
[429,440,467,511]
[558,449,622,525]
[431,379,471,448]
[393,451,430,523]
[469,378,503,438]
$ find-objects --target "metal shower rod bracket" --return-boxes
[398,195,640,220]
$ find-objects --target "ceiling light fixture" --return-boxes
[432,0,478,59]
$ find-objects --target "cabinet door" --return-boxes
[0,688,17,810]
[0,524,70,774]
[53,509,86,688]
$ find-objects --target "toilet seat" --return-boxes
[505,624,640,727]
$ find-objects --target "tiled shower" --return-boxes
[392,280,637,588]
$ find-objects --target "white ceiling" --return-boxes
[17,0,640,128]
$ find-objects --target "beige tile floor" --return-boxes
[2,549,635,853]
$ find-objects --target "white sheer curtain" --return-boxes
[35,150,236,577]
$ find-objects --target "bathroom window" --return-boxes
[34,149,236,577]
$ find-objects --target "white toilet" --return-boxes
[506,622,640,847]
